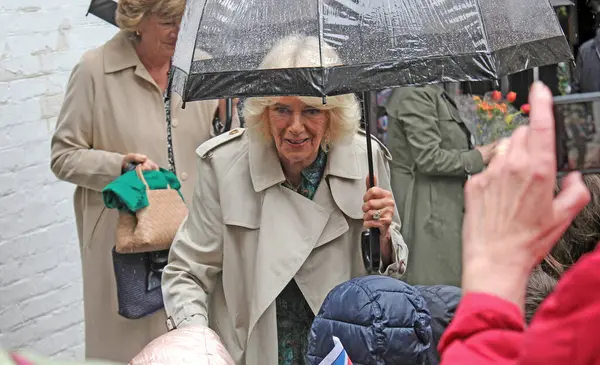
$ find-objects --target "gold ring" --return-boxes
[373,210,381,220]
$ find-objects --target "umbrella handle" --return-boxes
[361,91,381,272]
[224,98,233,132]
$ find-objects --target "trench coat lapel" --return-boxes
[246,138,364,339]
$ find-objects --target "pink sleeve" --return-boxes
[438,293,525,365]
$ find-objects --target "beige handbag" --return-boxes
[116,165,189,254]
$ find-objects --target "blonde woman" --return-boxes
[161,36,408,365]
[50,0,232,362]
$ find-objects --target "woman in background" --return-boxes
[50,0,233,362]
[384,85,497,286]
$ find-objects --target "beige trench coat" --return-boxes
[162,128,409,365]
[50,31,224,363]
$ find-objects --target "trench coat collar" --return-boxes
[103,31,182,107]
[248,137,363,192]
[103,31,140,74]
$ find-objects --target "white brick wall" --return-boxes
[0,1,117,360]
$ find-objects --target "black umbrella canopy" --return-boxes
[87,0,118,26]
[172,0,572,102]
[549,0,574,6]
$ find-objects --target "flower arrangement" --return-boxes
[455,90,530,146]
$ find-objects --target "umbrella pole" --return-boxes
[361,91,381,272]
[224,98,233,132]
[363,91,376,188]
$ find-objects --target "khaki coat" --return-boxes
[384,85,484,286]
[161,128,409,365]
[50,31,224,363]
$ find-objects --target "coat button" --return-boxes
[172,118,179,127]
[180,172,188,181]
[464,161,472,174]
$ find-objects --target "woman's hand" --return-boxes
[122,153,159,171]
[461,82,591,309]
[475,140,498,164]
[362,176,395,265]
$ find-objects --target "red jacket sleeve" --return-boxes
[439,245,600,365]
[438,293,525,365]
[518,245,600,365]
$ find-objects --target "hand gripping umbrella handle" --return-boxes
[361,91,381,272]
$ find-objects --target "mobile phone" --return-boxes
[554,92,600,174]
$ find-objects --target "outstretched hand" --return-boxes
[461,82,591,309]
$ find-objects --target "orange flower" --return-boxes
[491,90,502,101]
[520,103,531,114]
[493,103,505,112]
[506,91,517,103]
[473,95,482,102]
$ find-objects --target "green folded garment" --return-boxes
[102,168,183,213]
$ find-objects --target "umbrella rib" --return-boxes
[189,0,211,82]
[317,0,325,92]
[472,0,495,74]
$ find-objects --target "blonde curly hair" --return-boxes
[116,0,186,33]
[243,35,361,147]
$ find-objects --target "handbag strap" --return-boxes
[164,66,176,174]
[135,164,171,191]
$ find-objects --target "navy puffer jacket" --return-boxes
[414,285,462,365]
[306,276,432,365]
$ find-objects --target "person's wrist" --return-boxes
[462,258,530,310]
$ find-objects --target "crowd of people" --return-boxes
[4,0,600,364]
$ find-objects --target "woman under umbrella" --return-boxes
[161,35,408,365]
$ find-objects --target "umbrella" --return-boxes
[171,0,572,272]
[86,0,118,26]
[549,0,574,6]
[171,0,572,102]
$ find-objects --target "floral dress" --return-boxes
[277,148,328,365]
